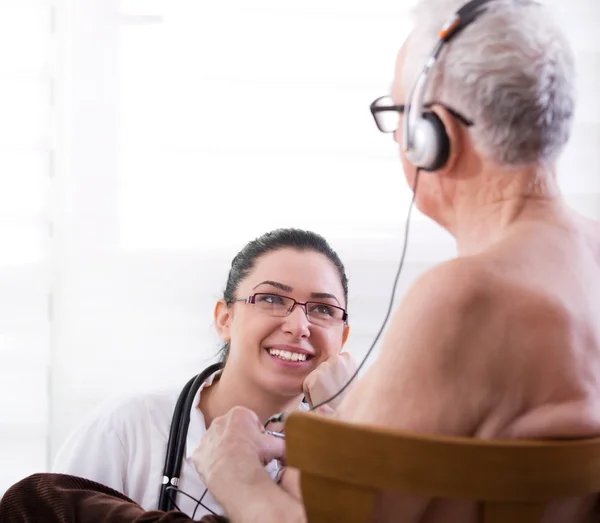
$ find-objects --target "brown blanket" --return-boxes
[0,473,230,523]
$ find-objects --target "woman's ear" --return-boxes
[214,300,232,342]
[340,324,350,350]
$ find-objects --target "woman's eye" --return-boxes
[313,304,333,316]
[261,294,284,304]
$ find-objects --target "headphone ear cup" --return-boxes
[406,112,450,172]
[421,112,450,171]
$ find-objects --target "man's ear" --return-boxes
[430,105,464,175]
[214,300,232,342]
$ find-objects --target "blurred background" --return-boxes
[0,0,598,495]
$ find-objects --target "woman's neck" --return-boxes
[198,365,303,428]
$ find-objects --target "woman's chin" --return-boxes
[262,376,305,401]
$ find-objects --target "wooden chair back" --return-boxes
[285,412,600,523]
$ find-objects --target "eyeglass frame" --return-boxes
[230,292,349,326]
[369,96,474,134]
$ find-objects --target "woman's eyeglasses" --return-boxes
[232,293,348,327]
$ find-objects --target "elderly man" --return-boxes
[1,0,599,522]
[191,0,600,522]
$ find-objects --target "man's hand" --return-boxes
[303,352,358,409]
[192,406,285,504]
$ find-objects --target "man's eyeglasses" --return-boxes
[231,293,348,328]
[369,95,474,133]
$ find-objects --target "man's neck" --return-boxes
[199,365,303,428]
[450,163,565,256]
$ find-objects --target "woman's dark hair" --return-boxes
[217,228,349,363]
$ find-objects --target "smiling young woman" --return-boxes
[52,228,357,520]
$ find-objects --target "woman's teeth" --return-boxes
[268,349,307,362]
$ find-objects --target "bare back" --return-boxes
[339,210,600,523]
[478,212,600,440]
[427,212,600,522]
[465,212,600,522]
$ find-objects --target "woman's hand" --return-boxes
[302,352,358,410]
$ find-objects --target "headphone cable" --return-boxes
[309,168,421,412]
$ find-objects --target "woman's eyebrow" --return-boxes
[252,280,292,293]
[310,292,341,305]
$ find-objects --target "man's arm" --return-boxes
[337,259,497,431]
[333,259,500,520]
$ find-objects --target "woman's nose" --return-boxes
[281,304,311,337]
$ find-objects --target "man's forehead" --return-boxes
[391,37,411,101]
[396,37,410,67]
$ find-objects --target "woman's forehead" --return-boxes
[240,249,344,299]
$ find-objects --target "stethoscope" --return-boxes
[158,361,286,512]
[158,361,224,512]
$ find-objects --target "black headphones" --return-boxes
[403,0,496,171]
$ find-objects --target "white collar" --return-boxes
[184,367,312,459]
[185,367,222,459]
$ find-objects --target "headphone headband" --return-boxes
[442,0,497,41]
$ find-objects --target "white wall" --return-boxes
[48,0,441,459]
[0,0,598,495]
[0,0,54,496]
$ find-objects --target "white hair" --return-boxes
[402,0,576,166]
